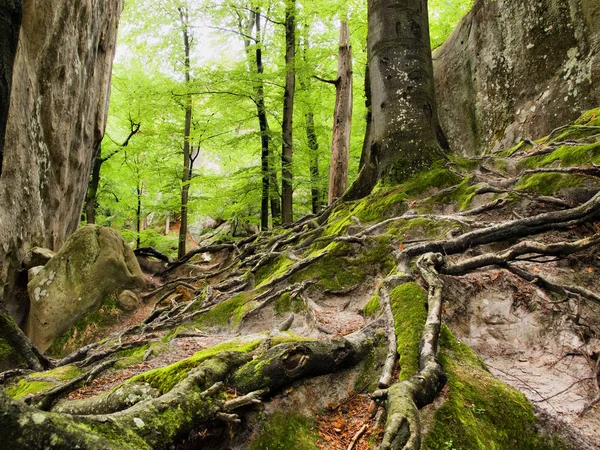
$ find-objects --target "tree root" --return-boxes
[379,254,446,449]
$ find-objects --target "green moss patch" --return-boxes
[390,282,428,381]
[422,327,566,450]
[362,293,381,317]
[274,292,306,315]
[249,412,320,450]
[255,255,295,287]
[516,173,586,196]
[193,291,257,328]
[129,339,262,394]
[47,296,123,358]
[6,379,57,399]
[427,176,478,211]
[292,239,395,291]
[30,365,83,382]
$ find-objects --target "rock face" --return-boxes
[0,0,123,323]
[434,0,600,155]
[26,225,146,352]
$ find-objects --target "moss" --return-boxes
[426,176,478,211]
[6,379,57,399]
[194,291,257,328]
[249,412,320,450]
[516,173,586,196]
[292,238,395,291]
[255,255,295,287]
[274,292,306,315]
[47,296,123,358]
[0,337,16,362]
[422,326,566,450]
[390,217,460,242]
[363,293,381,317]
[129,339,262,394]
[354,331,386,393]
[30,365,83,382]
[521,142,600,170]
[390,282,428,381]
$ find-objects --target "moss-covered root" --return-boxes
[1,352,251,450]
[0,311,48,371]
[53,382,160,415]
[380,254,447,450]
[231,328,375,393]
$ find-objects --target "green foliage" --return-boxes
[249,412,320,450]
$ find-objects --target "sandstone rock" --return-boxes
[26,225,146,351]
[434,0,600,155]
[22,247,55,271]
[117,290,140,312]
[0,0,123,324]
[27,266,43,281]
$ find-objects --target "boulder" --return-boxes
[26,225,146,351]
[434,0,600,155]
[22,247,55,271]
[117,290,140,312]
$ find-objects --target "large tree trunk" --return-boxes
[0,0,22,175]
[328,21,353,205]
[281,0,296,225]
[306,112,322,214]
[346,0,448,200]
[85,143,103,224]
[178,4,193,260]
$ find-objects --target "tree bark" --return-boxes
[178,4,193,260]
[328,21,353,205]
[281,0,296,224]
[306,112,322,213]
[346,0,449,200]
[0,0,22,175]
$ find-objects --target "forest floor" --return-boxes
[3,110,600,449]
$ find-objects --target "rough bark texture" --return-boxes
[281,0,296,225]
[346,0,447,200]
[434,0,600,155]
[0,0,123,322]
[328,21,353,205]
[0,0,22,173]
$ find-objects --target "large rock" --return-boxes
[434,0,600,155]
[0,0,123,324]
[26,225,146,351]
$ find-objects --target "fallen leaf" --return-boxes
[588,267,594,273]
[399,242,405,250]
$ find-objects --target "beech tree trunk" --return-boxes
[328,21,353,205]
[178,4,193,260]
[0,0,22,175]
[306,112,322,214]
[281,0,296,225]
[345,0,449,200]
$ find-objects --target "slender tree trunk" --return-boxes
[85,143,103,224]
[345,0,449,200]
[178,5,193,260]
[136,182,142,249]
[300,26,322,214]
[0,0,22,175]
[328,21,353,205]
[281,0,296,225]
[306,112,322,214]
[254,10,271,231]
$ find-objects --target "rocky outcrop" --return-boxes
[26,225,146,352]
[0,0,123,324]
[434,0,600,155]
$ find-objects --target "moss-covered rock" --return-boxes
[249,412,320,450]
[26,225,147,352]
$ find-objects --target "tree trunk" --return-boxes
[178,4,193,260]
[345,0,449,200]
[136,182,142,249]
[254,10,271,231]
[306,112,322,214]
[0,0,22,175]
[328,21,353,205]
[85,143,103,224]
[281,0,296,225]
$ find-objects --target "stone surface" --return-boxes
[22,247,55,271]
[434,0,600,155]
[117,290,140,312]
[26,225,146,351]
[0,0,123,324]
